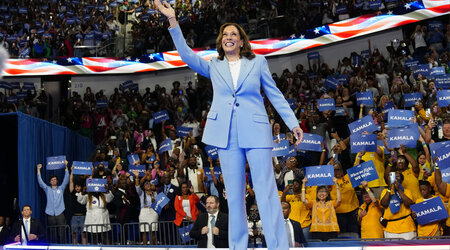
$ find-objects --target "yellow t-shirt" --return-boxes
[415,196,441,237]
[307,200,340,233]
[330,175,359,213]
[354,148,387,188]
[418,161,432,180]
[401,168,421,203]
[380,188,416,234]
[445,183,450,227]
[359,201,384,239]
[427,173,449,202]
[285,193,312,228]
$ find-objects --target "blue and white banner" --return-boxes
[296,133,323,152]
[178,223,194,244]
[282,145,297,161]
[158,138,173,154]
[348,115,378,134]
[387,124,420,148]
[152,110,169,123]
[434,75,450,89]
[413,64,430,78]
[411,197,448,225]
[352,54,362,67]
[287,98,296,110]
[335,107,346,116]
[429,141,450,159]
[22,82,35,90]
[350,133,377,153]
[441,168,450,184]
[86,178,107,192]
[176,126,193,137]
[272,139,290,157]
[389,192,402,214]
[96,100,108,108]
[387,109,414,127]
[436,143,450,170]
[318,98,336,111]
[6,96,17,104]
[16,92,27,99]
[204,166,222,181]
[304,165,334,187]
[72,161,92,175]
[336,74,348,85]
[273,133,286,141]
[128,164,146,177]
[307,52,319,60]
[347,160,379,188]
[324,76,339,90]
[431,66,446,76]
[147,155,156,162]
[378,140,389,154]
[205,145,219,160]
[361,50,370,59]
[428,20,444,31]
[382,101,395,120]
[46,155,66,170]
[405,58,419,68]
[369,0,382,9]
[403,92,423,107]
[127,154,140,165]
[336,5,347,14]
[437,90,450,107]
[151,192,170,215]
[356,92,373,106]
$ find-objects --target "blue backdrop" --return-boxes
[0,112,95,222]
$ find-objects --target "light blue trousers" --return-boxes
[218,112,289,250]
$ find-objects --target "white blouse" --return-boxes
[228,59,241,91]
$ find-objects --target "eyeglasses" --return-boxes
[397,159,406,162]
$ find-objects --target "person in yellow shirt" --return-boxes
[354,147,386,199]
[301,177,341,241]
[380,172,417,240]
[281,179,312,240]
[435,166,450,236]
[385,150,421,203]
[417,137,432,180]
[330,162,359,234]
[358,181,384,239]
[413,180,443,236]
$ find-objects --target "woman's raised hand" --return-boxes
[155,0,176,19]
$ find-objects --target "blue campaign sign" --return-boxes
[93,161,108,168]
[128,164,146,177]
[352,55,362,67]
[72,161,92,175]
[411,197,448,225]
[348,115,378,134]
[147,155,156,162]
[86,178,107,192]
[430,66,445,76]
[336,74,348,85]
[403,92,423,107]
[304,165,334,187]
[356,92,373,106]
[287,98,296,110]
[413,64,430,78]
[335,107,346,116]
[158,138,173,154]
[318,98,336,112]
[151,192,170,215]
[434,75,450,89]
[387,124,420,148]
[176,126,193,137]
[205,145,219,160]
[178,223,194,244]
[127,154,140,165]
[282,145,297,161]
[6,96,17,104]
[96,100,108,108]
[350,133,377,153]
[405,59,419,68]
[16,92,27,99]
[361,50,370,59]
[382,101,395,120]
[428,20,444,31]
[296,133,323,152]
[436,143,450,170]
[273,133,286,141]
[336,5,347,14]
[441,168,450,184]
[272,140,290,157]
[387,109,414,127]
[377,140,389,154]
[204,166,222,181]
[429,141,450,159]
[437,90,450,107]
[389,192,402,214]
[152,110,170,124]
[46,155,66,170]
[347,160,379,188]
[307,52,319,60]
[369,0,382,9]
[23,82,35,90]
[324,76,339,90]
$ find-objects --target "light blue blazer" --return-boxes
[169,25,298,149]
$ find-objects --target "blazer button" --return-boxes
[235,103,240,107]
[232,94,235,98]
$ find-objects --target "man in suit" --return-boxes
[157,173,179,245]
[10,205,45,244]
[0,216,10,245]
[281,201,307,247]
[190,195,228,248]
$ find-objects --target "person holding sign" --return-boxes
[155,1,304,249]
[36,162,69,239]
[358,181,383,239]
[133,171,158,245]
[301,177,341,241]
[380,172,417,239]
[434,165,450,236]
[413,180,444,236]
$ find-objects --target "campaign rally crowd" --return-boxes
[0,7,450,248]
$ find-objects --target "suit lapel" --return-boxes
[236,57,255,92]
[215,59,235,93]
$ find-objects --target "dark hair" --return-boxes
[49,175,58,182]
[419,180,432,189]
[316,186,331,202]
[216,23,255,61]
[207,195,219,204]
[292,179,301,185]
[22,205,31,211]
[416,151,425,161]
[281,201,291,209]
[360,187,373,196]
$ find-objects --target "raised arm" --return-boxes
[61,161,70,190]
[36,164,47,190]
[69,166,74,193]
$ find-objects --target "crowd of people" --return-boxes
[0,9,449,248]
[0,0,418,58]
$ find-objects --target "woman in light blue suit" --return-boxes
[156,1,304,249]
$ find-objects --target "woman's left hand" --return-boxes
[293,126,304,145]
